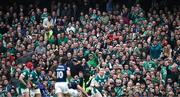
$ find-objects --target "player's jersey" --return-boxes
[68,82,78,89]
[68,80,78,89]
[19,70,30,89]
[30,70,39,85]
[56,64,68,82]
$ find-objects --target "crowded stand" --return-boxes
[0,0,179,97]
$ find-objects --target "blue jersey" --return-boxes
[56,64,68,82]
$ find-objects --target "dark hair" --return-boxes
[60,56,68,64]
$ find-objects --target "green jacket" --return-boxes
[87,53,98,67]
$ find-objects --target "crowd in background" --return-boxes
[0,0,179,97]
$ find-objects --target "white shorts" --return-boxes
[32,88,41,94]
[55,82,69,94]
[68,89,79,97]
[30,89,41,97]
[20,88,29,95]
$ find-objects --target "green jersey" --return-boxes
[0,33,2,40]
[30,16,36,23]
[30,70,40,85]
[93,75,108,93]
[114,87,123,97]
[10,66,16,75]
[48,38,56,44]
[19,70,30,89]
[57,37,68,45]
[87,60,97,67]
[143,61,157,71]
[160,66,167,84]
[41,13,48,22]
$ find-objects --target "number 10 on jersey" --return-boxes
[57,71,63,78]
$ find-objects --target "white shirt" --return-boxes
[66,26,76,34]
[43,18,54,28]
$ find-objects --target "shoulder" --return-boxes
[43,17,48,20]
[56,64,68,70]
[62,64,70,70]
[94,75,99,80]
[31,71,36,74]
[21,70,28,73]
[104,75,109,79]
[21,70,28,76]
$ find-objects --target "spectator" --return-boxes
[35,42,46,55]
[149,39,162,59]
[43,16,54,30]
[41,8,48,22]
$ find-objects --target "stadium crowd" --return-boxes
[0,0,179,97]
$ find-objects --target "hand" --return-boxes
[94,83,100,87]
[172,63,178,67]
[27,83,32,88]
